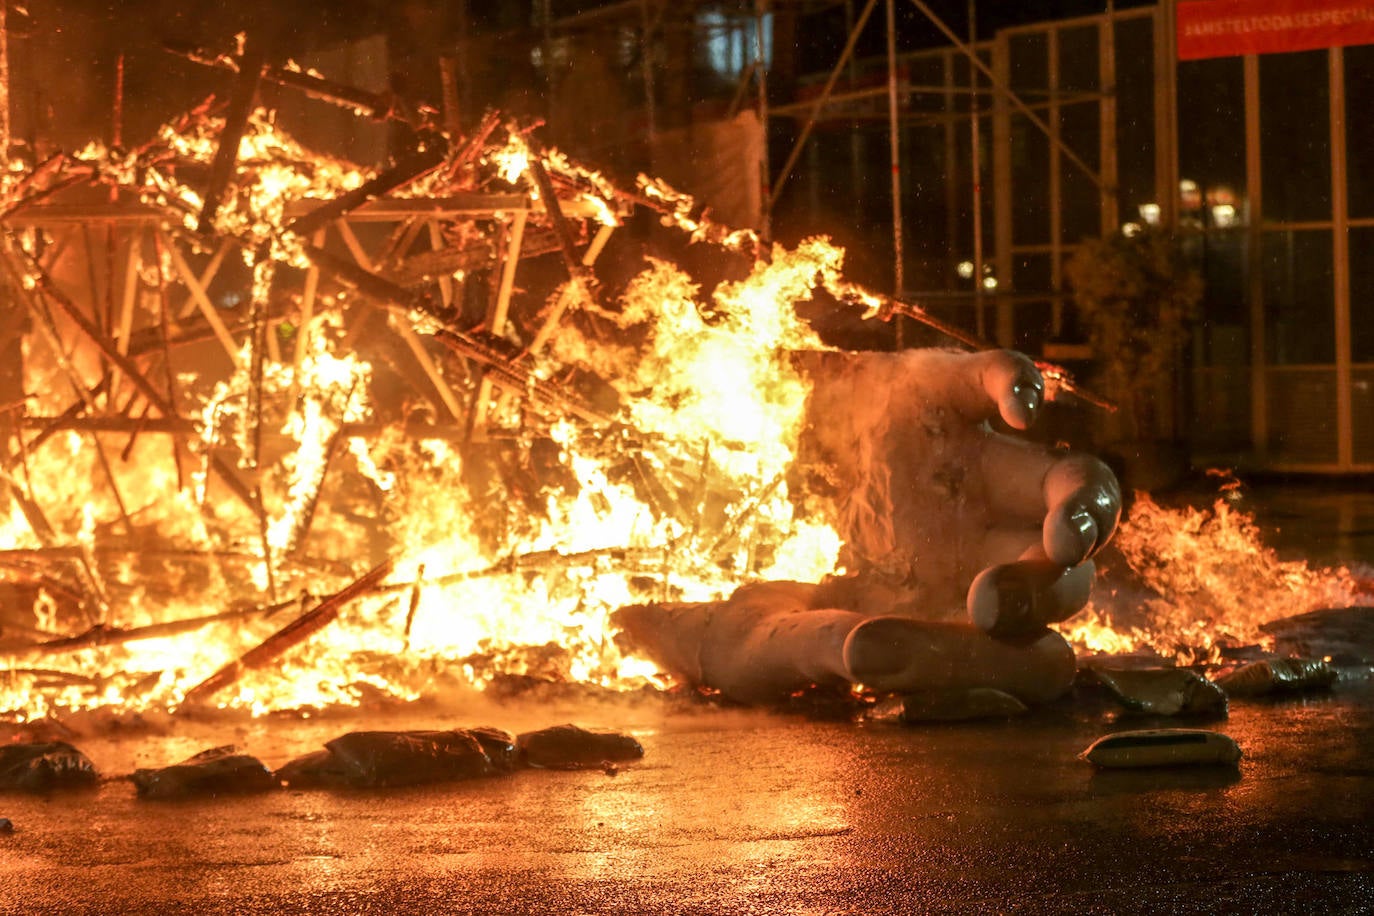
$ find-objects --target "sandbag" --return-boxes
[517,724,644,769]
[132,746,275,799]
[321,729,494,788]
[0,742,97,792]
[1215,658,1337,697]
[900,687,1028,723]
[1092,666,1228,717]
[1081,729,1242,768]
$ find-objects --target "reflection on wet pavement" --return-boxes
[0,686,1371,915]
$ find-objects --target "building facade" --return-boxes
[781,0,1374,472]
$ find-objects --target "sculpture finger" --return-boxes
[977,526,1045,569]
[965,559,1095,638]
[613,583,859,703]
[978,437,1122,564]
[893,348,1045,429]
[1041,454,1121,565]
[842,617,1075,705]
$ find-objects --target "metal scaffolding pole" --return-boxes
[885,0,904,303]
[756,0,772,241]
[968,0,984,340]
[767,0,879,211]
[0,0,9,161]
[906,0,1105,191]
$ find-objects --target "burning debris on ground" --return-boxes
[0,29,1367,777]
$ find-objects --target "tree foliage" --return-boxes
[1065,229,1203,440]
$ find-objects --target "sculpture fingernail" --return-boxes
[1012,379,1042,415]
[1069,508,1098,555]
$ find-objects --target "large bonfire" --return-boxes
[0,46,1362,722]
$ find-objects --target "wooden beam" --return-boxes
[197,41,265,234]
[469,210,527,436]
[3,194,617,227]
[180,558,396,707]
[335,217,376,271]
[286,144,447,238]
[110,229,142,402]
[176,237,232,319]
[4,239,263,515]
[165,41,404,123]
[524,222,614,358]
[398,322,466,421]
[290,228,326,404]
[164,234,243,367]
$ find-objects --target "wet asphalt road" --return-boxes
[1,682,1372,916]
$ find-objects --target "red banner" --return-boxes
[1177,0,1374,60]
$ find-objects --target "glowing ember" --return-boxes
[488,132,533,186]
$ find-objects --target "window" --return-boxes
[1263,229,1334,365]
[1260,50,1332,223]
[1114,17,1155,224]
[699,9,772,80]
[1346,45,1374,219]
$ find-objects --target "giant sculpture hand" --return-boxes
[614,348,1122,704]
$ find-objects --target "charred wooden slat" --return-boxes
[523,223,615,359]
[2,599,293,659]
[372,545,665,596]
[286,141,448,238]
[8,349,97,455]
[150,232,186,488]
[3,169,100,217]
[302,243,443,319]
[0,470,57,545]
[18,415,478,442]
[197,40,265,234]
[180,558,396,707]
[433,328,612,426]
[164,41,403,123]
[5,252,137,540]
[3,153,68,200]
[392,323,467,421]
[377,218,427,271]
[439,55,462,136]
[4,194,612,227]
[526,151,593,290]
[164,238,243,367]
[441,111,501,185]
[283,428,342,558]
[301,244,608,424]
[385,241,494,289]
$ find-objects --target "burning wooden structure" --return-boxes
[0,36,1365,723]
[0,37,882,718]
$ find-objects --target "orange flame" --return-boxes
[1060,491,1363,663]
